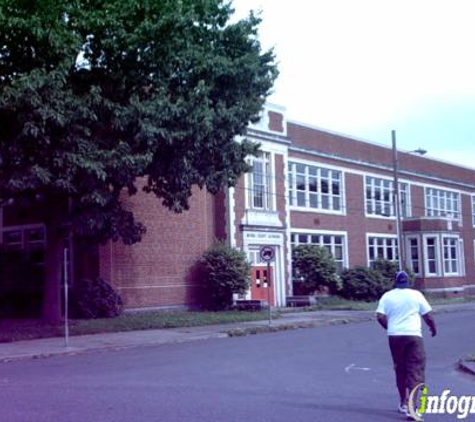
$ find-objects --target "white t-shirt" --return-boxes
[376,288,432,337]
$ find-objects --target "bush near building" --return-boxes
[371,258,415,285]
[198,243,251,311]
[292,245,341,295]
[71,277,123,319]
[339,265,392,301]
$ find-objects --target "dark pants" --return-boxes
[388,335,426,393]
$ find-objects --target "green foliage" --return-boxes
[0,0,278,243]
[71,277,123,319]
[370,258,399,282]
[0,0,277,321]
[198,242,251,310]
[339,265,392,301]
[371,258,415,286]
[292,245,341,294]
[0,247,43,317]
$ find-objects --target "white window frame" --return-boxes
[364,175,410,218]
[423,234,440,277]
[442,236,459,275]
[288,162,344,214]
[366,234,399,266]
[424,187,461,223]
[248,152,273,211]
[405,235,421,276]
[291,230,348,271]
[459,238,465,277]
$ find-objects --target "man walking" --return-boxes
[376,271,437,421]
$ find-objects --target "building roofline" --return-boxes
[289,145,475,191]
[287,118,475,172]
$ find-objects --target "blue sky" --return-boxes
[232,0,475,168]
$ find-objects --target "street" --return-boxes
[0,310,474,422]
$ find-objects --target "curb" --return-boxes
[226,315,374,337]
[0,305,473,363]
[0,332,229,364]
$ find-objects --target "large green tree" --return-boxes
[0,0,277,322]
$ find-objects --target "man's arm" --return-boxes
[422,312,437,337]
[376,312,388,330]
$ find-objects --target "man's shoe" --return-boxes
[398,403,408,414]
[406,411,424,422]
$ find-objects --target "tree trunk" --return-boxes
[42,222,65,324]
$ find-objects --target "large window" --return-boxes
[367,236,398,265]
[425,188,460,220]
[0,225,46,265]
[288,162,342,212]
[423,234,463,277]
[406,236,421,275]
[249,152,272,210]
[365,176,409,217]
[443,237,459,275]
[424,236,439,276]
[472,196,475,226]
[291,232,346,271]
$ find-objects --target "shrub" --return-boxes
[339,265,392,301]
[292,245,341,295]
[371,258,416,286]
[198,242,251,311]
[71,277,123,319]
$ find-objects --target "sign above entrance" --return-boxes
[259,246,275,262]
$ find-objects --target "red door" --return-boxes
[251,266,274,306]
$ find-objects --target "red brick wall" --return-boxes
[233,174,246,248]
[213,190,227,242]
[289,171,400,268]
[268,111,284,133]
[99,182,217,308]
[288,122,475,186]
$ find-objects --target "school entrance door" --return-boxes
[250,266,274,306]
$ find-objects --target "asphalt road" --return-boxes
[0,310,474,422]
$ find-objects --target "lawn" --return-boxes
[0,295,473,343]
[0,310,273,343]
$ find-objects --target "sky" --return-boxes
[232,0,475,169]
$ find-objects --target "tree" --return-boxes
[292,245,341,295]
[0,0,277,322]
[198,242,251,310]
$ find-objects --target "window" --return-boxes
[472,196,475,226]
[367,236,398,265]
[291,232,346,271]
[406,236,421,275]
[1,225,46,265]
[288,162,342,212]
[443,237,459,275]
[249,152,272,210]
[424,236,439,276]
[425,188,460,220]
[365,176,409,217]
[247,248,267,265]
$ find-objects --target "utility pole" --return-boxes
[392,130,404,271]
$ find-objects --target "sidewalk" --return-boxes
[0,303,474,367]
